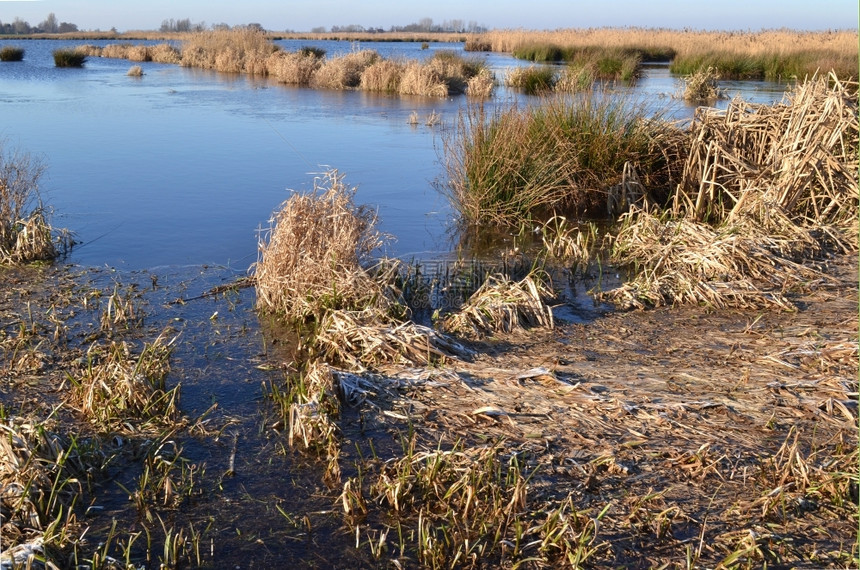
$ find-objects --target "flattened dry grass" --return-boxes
[600,74,858,310]
[254,170,389,323]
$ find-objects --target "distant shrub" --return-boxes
[0,46,24,62]
[127,65,144,77]
[299,46,326,58]
[53,49,86,68]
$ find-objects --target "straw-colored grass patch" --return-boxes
[441,271,555,338]
[126,65,143,77]
[315,308,468,371]
[266,50,323,85]
[67,333,180,432]
[310,50,379,90]
[254,170,391,323]
[359,59,405,92]
[181,28,278,74]
[398,61,449,98]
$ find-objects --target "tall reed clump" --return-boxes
[180,27,278,74]
[0,144,71,264]
[52,49,86,68]
[254,170,390,323]
[444,94,684,227]
[0,46,24,62]
[600,74,859,310]
[266,49,324,85]
[311,49,379,90]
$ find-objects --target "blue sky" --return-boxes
[0,0,856,32]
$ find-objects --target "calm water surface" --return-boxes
[0,39,789,270]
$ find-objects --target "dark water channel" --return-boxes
[0,39,792,567]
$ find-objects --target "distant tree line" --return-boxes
[159,18,208,33]
[0,13,78,34]
[319,18,487,34]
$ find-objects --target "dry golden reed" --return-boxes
[254,170,388,322]
[600,74,858,310]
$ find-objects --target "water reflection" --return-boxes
[0,39,791,270]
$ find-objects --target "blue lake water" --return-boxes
[0,39,789,271]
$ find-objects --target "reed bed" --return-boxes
[469,28,858,80]
[441,271,555,338]
[310,49,379,90]
[180,27,278,74]
[266,49,324,85]
[444,93,684,227]
[92,31,490,98]
[254,170,393,323]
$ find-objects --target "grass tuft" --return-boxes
[52,49,86,68]
[0,143,72,264]
[0,46,24,62]
[254,170,390,323]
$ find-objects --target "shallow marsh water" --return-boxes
[0,39,817,568]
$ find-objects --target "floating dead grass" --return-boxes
[254,170,391,323]
[680,66,725,102]
[441,271,555,339]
